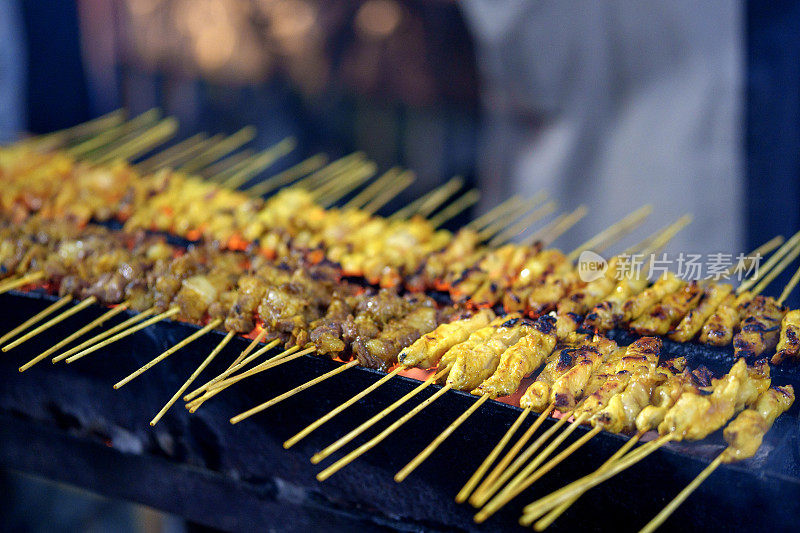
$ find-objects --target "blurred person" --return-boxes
[461,0,743,256]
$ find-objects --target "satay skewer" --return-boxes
[638,385,793,533]
[27,109,126,150]
[230,360,361,424]
[283,365,407,449]
[360,170,416,214]
[51,308,157,363]
[476,193,548,241]
[243,154,328,197]
[182,336,279,402]
[288,152,365,191]
[135,133,207,173]
[342,167,403,210]
[20,302,131,372]
[113,318,223,389]
[566,204,653,261]
[93,118,178,164]
[310,369,448,465]
[64,307,180,364]
[0,272,45,295]
[186,345,316,411]
[218,137,297,189]
[317,163,379,207]
[178,126,257,174]
[150,330,236,426]
[67,109,160,158]
[465,195,524,231]
[389,176,463,220]
[488,202,558,246]
[0,295,74,345]
[430,190,481,229]
[2,297,98,352]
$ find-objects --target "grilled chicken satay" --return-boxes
[456,245,539,307]
[733,295,787,360]
[669,282,734,342]
[503,250,570,313]
[547,336,619,411]
[397,309,496,369]
[436,314,517,378]
[771,309,800,364]
[658,358,771,441]
[573,337,664,420]
[582,270,650,331]
[472,315,557,398]
[554,257,621,339]
[698,291,752,346]
[446,314,536,391]
[630,281,703,336]
[720,385,794,463]
[620,271,683,323]
[519,342,585,413]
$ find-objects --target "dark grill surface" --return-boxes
[1,291,799,532]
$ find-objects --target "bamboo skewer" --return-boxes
[778,261,800,305]
[533,430,645,530]
[456,407,532,503]
[183,335,277,402]
[637,455,723,533]
[475,415,597,522]
[135,133,207,173]
[566,205,654,261]
[750,240,800,296]
[150,330,235,426]
[114,318,223,389]
[488,201,558,246]
[737,229,800,293]
[64,307,179,364]
[179,126,257,174]
[93,118,178,164]
[0,295,74,346]
[243,154,329,197]
[2,296,98,352]
[389,176,464,220]
[20,303,131,372]
[289,152,365,191]
[520,435,674,521]
[52,308,157,363]
[0,272,45,295]
[67,109,160,158]
[361,170,416,214]
[471,405,563,507]
[476,196,543,241]
[316,382,454,481]
[218,137,297,189]
[230,360,361,424]
[283,366,406,449]
[344,168,405,210]
[468,405,554,506]
[317,163,378,207]
[29,109,127,150]
[465,195,524,231]
[521,205,589,247]
[186,346,315,411]
[430,190,481,229]
[395,393,491,482]
[310,369,447,465]
[202,149,255,179]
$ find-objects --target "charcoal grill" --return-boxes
[2,290,799,532]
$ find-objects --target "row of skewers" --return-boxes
[0,210,798,528]
[1,111,799,530]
